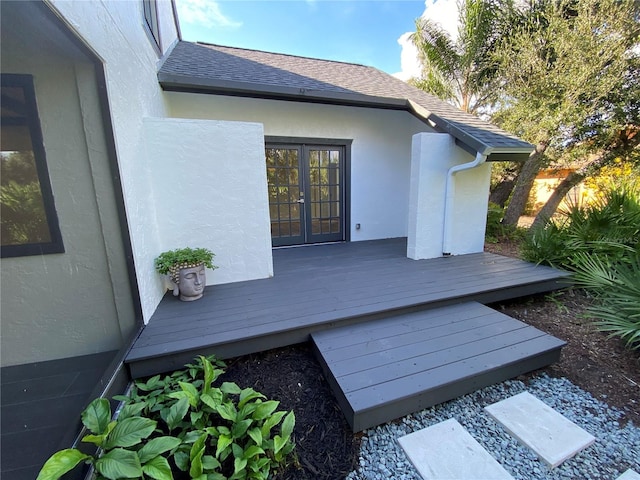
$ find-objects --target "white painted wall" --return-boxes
[407,133,491,259]
[49,0,180,321]
[143,118,273,286]
[165,93,433,241]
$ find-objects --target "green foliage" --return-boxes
[485,202,524,243]
[572,252,640,350]
[0,151,51,245]
[521,183,640,348]
[410,0,512,114]
[154,247,218,275]
[38,356,296,480]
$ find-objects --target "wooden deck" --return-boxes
[311,302,565,431]
[126,238,570,378]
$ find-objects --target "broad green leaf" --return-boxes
[137,436,181,464]
[234,456,248,475]
[201,455,221,471]
[173,450,189,472]
[36,449,90,480]
[260,411,286,438]
[216,402,237,421]
[166,397,190,431]
[273,435,287,455]
[220,382,242,395]
[215,434,233,458]
[202,356,214,396]
[238,388,265,409]
[251,401,279,421]
[112,395,131,403]
[281,411,295,439]
[217,426,230,436]
[82,422,116,446]
[168,391,188,401]
[102,416,156,449]
[189,446,205,478]
[206,473,227,480]
[179,381,200,407]
[146,375,162,390]
[142,455,173,480]
[190,433,208,462]
[81,398,111,435]
[201,391,223,411]
[191,411,204,425]
[82,433,105,447]
[118,402,146,420]
[231,419,253,439]
[247,428,262,446]
[238,403,258,420]
[95,448,142,480]
[242,446,264,459]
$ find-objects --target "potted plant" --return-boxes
[154,247,217,301]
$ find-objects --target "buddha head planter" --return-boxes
[155,247,217,301]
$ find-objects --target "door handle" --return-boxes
[296,199,305,204]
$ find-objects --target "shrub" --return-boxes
[485,202,524,243]
[573,251,640,350]
[521,182,640,349]
[37,356,296,480]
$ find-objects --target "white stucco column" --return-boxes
[407,132,491,259]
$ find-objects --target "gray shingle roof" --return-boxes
[159,41,533,159]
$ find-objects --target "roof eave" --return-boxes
[158,72,408,110]
[159,73,534,161]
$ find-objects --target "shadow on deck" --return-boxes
[126,238,570,430]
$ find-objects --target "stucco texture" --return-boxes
[165,93,432,242]
[143,117,273,287]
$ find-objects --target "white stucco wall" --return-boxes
[407,133,491,259]
[50,0,180,320]
[143,118,273,287]
[165,93,432,241]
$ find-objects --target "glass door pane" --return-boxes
[304,147,343,243]
[266,146,304,246]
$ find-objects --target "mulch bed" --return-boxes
[220,345,361,479]
[217,240,639,478]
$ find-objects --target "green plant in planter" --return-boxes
[36,397,180,480]
[155,247,217,279]
[37,356,297,480]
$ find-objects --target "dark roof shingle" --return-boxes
[159,42,532,158]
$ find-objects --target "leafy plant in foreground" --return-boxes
[37,356,296,480]
[572,251,640,350]
[36,397,179,480]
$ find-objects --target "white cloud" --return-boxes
[176,0,242,29]
[393,0,459,80]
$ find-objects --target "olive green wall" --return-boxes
[0,7,136,366]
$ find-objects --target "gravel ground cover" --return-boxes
[346,374,640,480]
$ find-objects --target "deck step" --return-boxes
[311,302,566,431]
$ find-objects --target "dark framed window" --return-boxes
[142,0,161,50]
[1,74,64,257]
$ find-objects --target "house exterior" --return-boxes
[0,0,533,476]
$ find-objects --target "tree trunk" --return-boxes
[530,170,586,229]
[489,178,516,207]
[502,141,549,226]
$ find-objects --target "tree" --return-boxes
[495,0,640,226]
[410,0,511,115]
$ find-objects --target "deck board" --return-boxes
[126,239,570,378]
[311,302,566,431]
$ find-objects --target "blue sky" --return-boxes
[175,0,458,77]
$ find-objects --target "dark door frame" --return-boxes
[265,136,352,246]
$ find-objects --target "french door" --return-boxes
[266,143,345,247]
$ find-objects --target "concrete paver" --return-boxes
[484,391,595,468]
[398,418,514,480]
